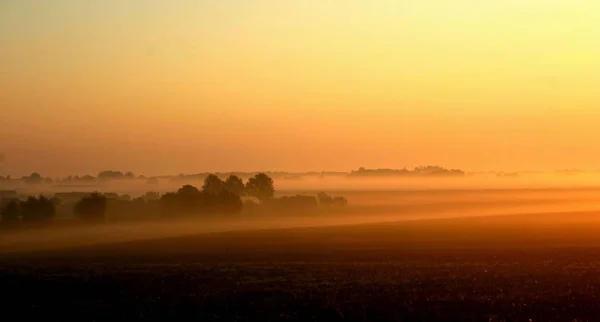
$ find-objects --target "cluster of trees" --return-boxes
[97,170,136,181]
[3,166,469,187]
[73,193,108,222]
[317,192,349,207]
[1,173,348,229]
[244,192,347,215]
[348,166,465,177]
[65,173,273,222]
[61,175,97,183]
[0,196,56,227]
[265,195,319,213]
[3,171,154,186]
[21,173,52,185]
[158,173,275,216]
[160,185,242,217]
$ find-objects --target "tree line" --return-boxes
[0,165,468,186]
[348,166,465,177]
[0,173,347,229]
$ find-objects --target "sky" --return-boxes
[1,0,600,176]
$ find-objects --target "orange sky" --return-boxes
[1,0,600,176]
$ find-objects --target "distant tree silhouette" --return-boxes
[105,196,155,221]
[316,192,348,209]
[21,195,55,223]
[202,174,225,195]
[348,166,464,177]
[166,185,203,214]
[214,190,243,214]
[245,173,275,202]
[22,172,43,185]
[144,191,160,201]
[224,175,245,196]
[104,192,119,200]
[98,171,125,180]
[178,184,201,199]
[74,193,107,222]
[158,184,245,216]
[80,175,96,182]
[159,192,180,214]
[0,200,21,227]
[317,192,333,206]
[332,196,348,207]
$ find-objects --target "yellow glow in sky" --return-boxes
[1,0,600,175]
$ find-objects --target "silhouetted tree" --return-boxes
[144,191,160,201]
[332,196,348,207]
[213,190,243,214]
[317,192,348,210]
[159,192,180,214]
[202,174,224,195]
[104,192,119,200]
[224,175,245,196]
[158,184,245,216]
[21,195,55,223]
[80,175,96,182]
[245,173,275,202]
[178,184,200,197]
[98,170,125,180]
[317,192,333,206]
[348,166,464,177]
[0,200,21,227]
[174,185,203,213]
[105,196,153,221]
[74,193,107,222]
[22,172,43,185]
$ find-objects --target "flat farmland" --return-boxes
[4,207,600,321]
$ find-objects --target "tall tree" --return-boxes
[22,173,43,185]
[224,175,245,196]
[0,200,21,227]
[202,174,224,195]
[21,195,55,223]
[97,171,124,180]
[245,173,275,202]
[74,193,107,222]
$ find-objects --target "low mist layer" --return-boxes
[3,185,600,254]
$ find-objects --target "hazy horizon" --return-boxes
[2,0,600,176]
[3,166,600,180]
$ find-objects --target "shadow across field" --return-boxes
[4,211,600,321]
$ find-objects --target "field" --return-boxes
[3,188,600,321]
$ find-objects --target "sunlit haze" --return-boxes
[2,0,600,176]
